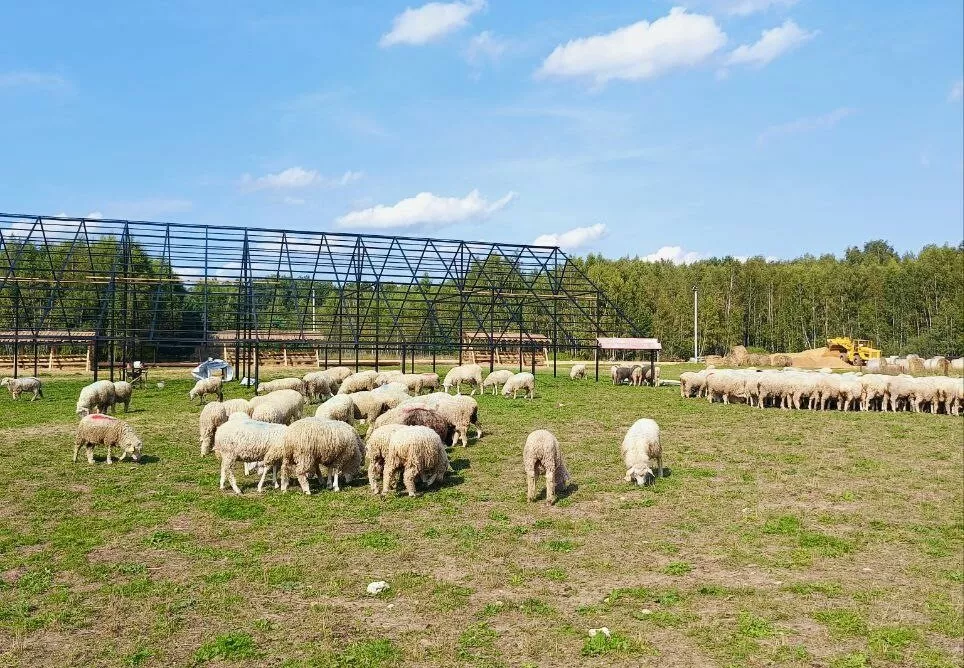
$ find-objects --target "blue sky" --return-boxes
[1,1,961,261]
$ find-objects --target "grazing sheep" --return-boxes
[315,394,355,424]
[570,364,587,380]
[74,414,143,464]
[112,381,133,413]
[323,366,354,385]
[257,377,306,395]
[706,370,746,405]
[337,370,378,395]
[888,376,918,412]
[502,372,535,400]
[283,417,364,494]
[302,371,336,402]
[214,414,288,494]
[630,365,660,387]
[912,377,942,414]
[622,418,663,486]
[859,374,891,412]
[419,373,440,393]
[523,430,570,506]
[611,365,634,385]
[389,373,425,394]
[349,390,401,428]
[936,377,963,415]
[366,424,406,494]
[482,369,513,395]
[374,370,403,387]
[188,377,223,405]
[372,406,456,445]
[76,380,117,417]
[381,425,449,497]
[1,376,43,401]
[679,370,709,398]
[198,399,250,456]
[442,364,483,395]
[249,388,304,425]
[402,392,480,447]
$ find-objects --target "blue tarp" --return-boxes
[191,358,235,382]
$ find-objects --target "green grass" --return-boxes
[0,365,961,666]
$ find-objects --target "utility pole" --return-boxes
[693,285,698,362]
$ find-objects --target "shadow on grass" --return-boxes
[450,458,471,472]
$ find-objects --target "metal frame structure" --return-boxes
[0,213,643,385]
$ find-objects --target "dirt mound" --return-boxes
[787,347,852,369]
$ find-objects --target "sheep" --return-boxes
[257,377,305,395]
[442,364,483,395]
[198,399,251,456]
[621,418,663,486]
[381,425,449,497]
[859,374,891,412]
[570,363,587,380]
[188,377,223,405]
[706,370,746,405]
[315,394,355,424]
[213,414,288,494]
[73,414,143,464]
[1,376,43,401]
[112,381,133,413]
[372,405,456,445]
[303,371,336,402]
[679,370,708,398]
[323,366,354,384]
[419,373,440,393]
[249,388,304,425]
[374,370,403,387]
[611,365,634,385]
[481,369,513,396]
[631,365,660,387]
[835,376,863,411]
[936,377,963,415]
[888,376,918,412]
[374,381,412,398]
[912,377,942,414]
[393,373,427,394]
[366,423,406,494]
[349,390,398,426]
[76,380,117,417]
[283,417,364,494]
[523,429,570,506]
[502,372,535,400]
[337,370,378,395]
[402,392,480,447]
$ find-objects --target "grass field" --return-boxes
[0,366,961,667]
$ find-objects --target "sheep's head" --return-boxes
[0,377,9,387]
[119,435,143,462]
[76,407,90,418]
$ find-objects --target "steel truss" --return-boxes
[0,213,642,384]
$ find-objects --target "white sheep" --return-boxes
[188,377,223,405]
[76,380,117,417]
[283,417,364,494]
[481,369,513,396]
[569,363,587,380]
[706,370,746,405]
[198,399,251,456]
[374,370,403,387]
[303,371,337,401]
[213,414,288,494]
[249,388,304,425]
[337,370,378,395]
[1,376,43,401]
[372,405,455,445]
[621,418,663,486]
[611,365,634,385]
[404,392,480,447]
[323,366,354,384]
[257,377,305,395]
[381,425,449,497]
[366,423,406,494]
[502,372,535,400]
[315,394,355,424]
[523,430,570,506]
[74,414,143,464]
[419,372,440,393]
[442,364,483,395]
[112,381,133,413]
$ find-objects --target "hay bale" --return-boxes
[705,355,724,367]
[747,353,769,367]
[729,345,750,366]
[770,353,793,367]
[906,357,925,375]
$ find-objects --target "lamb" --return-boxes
[366,424,406,494]
[315,394,355,424]
[249,388,304,425]
[213,414,288,494]
[442,364,483,395]
[570,363,587,380]
[283,417,364,494]
[337,370,378,395]
[302,371,336,402]
[621,418,663,486]
[257,377,306,395]
[481,369,513,396]
[76,380,117,417]
[523,429,570,506]
[112,381,133,413]
[381,425,449,497]
[1,376,43,401]
[502,372,535,400]
[188,377,223,405]
[611,365,634,385]
[74,414,143,464]
[372,405,455,445]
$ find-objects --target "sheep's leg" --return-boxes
[86,445,95,464]
[296,474,311,495]
[219,457,232,490]
[402,467,418,497]
[73,440,83,463]
[473,423,482,440]
[257,466,271,492]
[381,465,397,496]
[369,460,382,494]
[526,471,538,502]
[655,456,663,480]
[544,464,557,505]
[331,470,341,492]
[461,427,469,448]
[106,443,114,464]
[624,468,634,482]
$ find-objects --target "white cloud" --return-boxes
[533,224,607,251]
[240,167,363,192]
[283,196,306,206]
[336,189,515,229]
[536,7,726,86]
[726,20,817,68]
[380,0,485,47]
[949,79,963,102]
[757,106,856,144]
[641,246,702,264]
[724,0,797,16]
[466,31,506,65]
[0,71,68,90]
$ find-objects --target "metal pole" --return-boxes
[12,286,18,378]
[693,286,698,362]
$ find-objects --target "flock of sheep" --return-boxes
[681,367,964,415]
[35,362,663,504]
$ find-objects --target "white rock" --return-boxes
[640,608,652,615]
[588,627,611,638]
[366,580,389,595]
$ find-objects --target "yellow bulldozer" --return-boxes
[826,337,882,366]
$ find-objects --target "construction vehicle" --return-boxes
[826,337,882,366]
